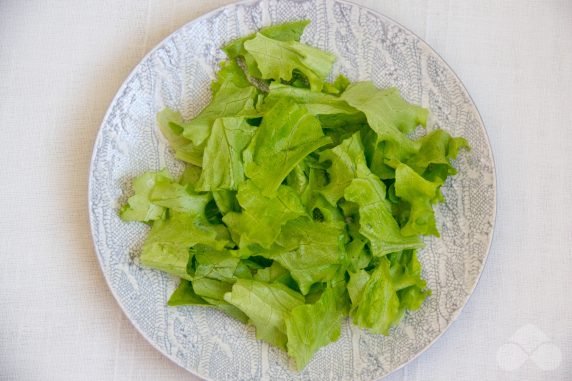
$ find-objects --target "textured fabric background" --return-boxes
[0,1,571,380]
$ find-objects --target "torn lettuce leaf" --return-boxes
[317,132,367,206]
[167,279,209,306]
[222,181,307,248]
[157,108,204,166]
[405,129,470,183]
[264,83,360,118]
[224,279,305,350]
[394,163,441,237]
[343,82,427,176]
[285,286,345,370]
[244,32,335,91]
[344,166,424,256]
[212,190,240,215]
[342,82,427,135]
[190,244,241,282]
[389,250,431,317]
[140,209,229,279]
[253,261,293,286]
[179,164,202,188]
[150,179,208,214]
[350,257,400,335]
[222,20,310,60]
[196,117,256,191]
[264,83,366,132]
[243,99,331,195]
[388,250,428,291]
[168,279,248,323]
[223,20,311,80]
[119,170,170,222]
[285,163,309,195]
[271,217,347,295]
[211,59,251,93]
[181,82,259,147]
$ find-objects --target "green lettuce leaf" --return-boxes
[168,279,248,323]
[271,217,346,294]
[121,171,231,278]
[222,20,310,59]
[193,276,253,320]
[322,74,351,95]
[140,207,230,279]
[285,286,345,370]
[243,33,335,91]
[345,236,371,273]
[150,178,207,214]
[222,181,307,248]
[286,163,309,195]
[195,117,256,191]
[119,170,170,222]
[243,99,331,195]
[264,83,360,118]
[120,169,212,222]
[212,190,240,215]
[397,285,431,314]
[388,250,427,291]
[350,257,400,335]
[224,20,310,80]
[167,279,209,306]
[305,193,346,230]
[179,164,202,188]
[298,161,327,207]
[394,163,440,237]
[342,82,428,177]
[388,250,431,317]
[190,244,241,282]
[362,126,395,179]
[342,82,427,135]
[157,108,204,166]
[253,261,291,284]
[405,129,470,183]
[344,167,423,256]
[317,132,366,206]
[211,59,251,93]
[347,269,370,305]
[264,83,366,132]
[181,82,259,146]
[191,277,233,300]
[224,279,305,349]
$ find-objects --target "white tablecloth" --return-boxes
[1,1,571,380]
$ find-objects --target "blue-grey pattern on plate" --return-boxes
[88,0,496,379]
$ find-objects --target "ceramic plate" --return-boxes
[89,0,496,379]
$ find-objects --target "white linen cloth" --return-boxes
[1,0,571,380]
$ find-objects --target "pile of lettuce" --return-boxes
[119,20,468,370]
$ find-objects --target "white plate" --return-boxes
[88,0,496,379]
